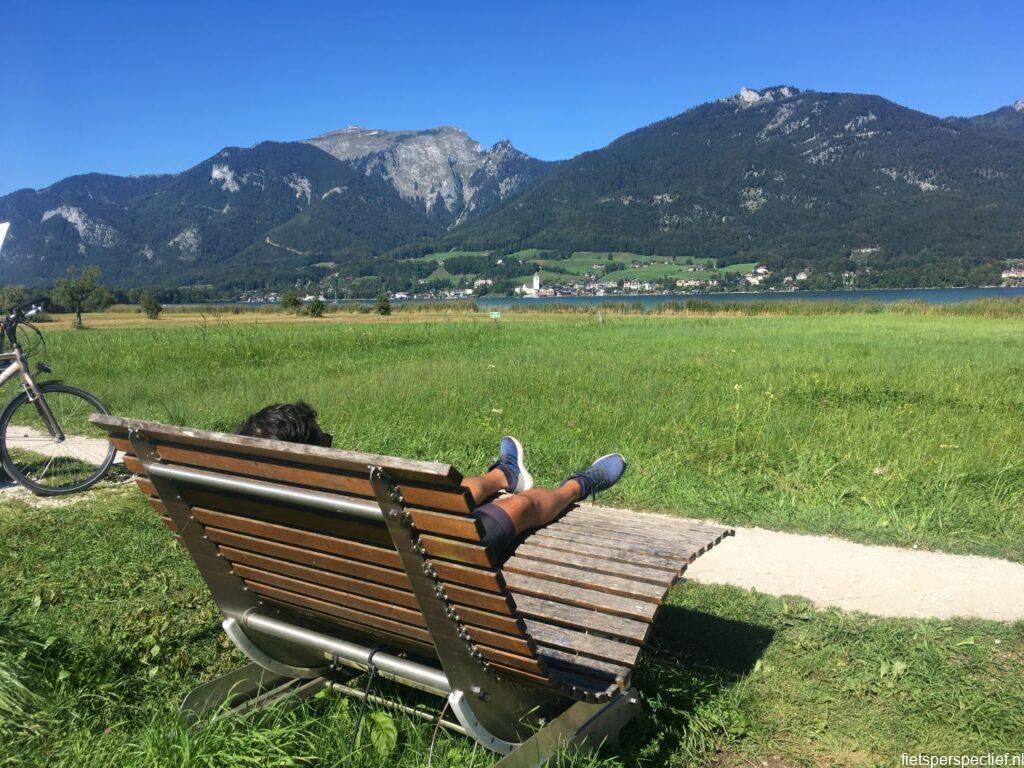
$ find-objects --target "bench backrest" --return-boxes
[93,415,550,685]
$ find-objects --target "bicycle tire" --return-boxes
[0,382,116,496]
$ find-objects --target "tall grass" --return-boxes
[107,299,482,317]
[504,297,1024,318]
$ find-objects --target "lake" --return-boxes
[475,286,1024,309]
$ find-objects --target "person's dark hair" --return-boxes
[235,402,333,447]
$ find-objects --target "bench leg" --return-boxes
[491,690,641,768]
[181,662,338,720]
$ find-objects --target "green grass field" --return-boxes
[33,312,1024,561]
[2,310,1023,766]
[531,254,753,284]
[412,250,490,262]
[417,250,742,285]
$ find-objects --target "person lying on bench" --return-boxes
[237,402,626,560]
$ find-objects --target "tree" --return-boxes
[281,289,300,311]
[50,266,105,329]
[139,290,162,320]
[376,291,391,316]
[84,284,115,312]
[303,298,326,318]
[0,284,29,311]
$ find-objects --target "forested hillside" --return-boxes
[437,87,1024,286]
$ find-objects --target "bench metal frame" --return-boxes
[129,429,638,766]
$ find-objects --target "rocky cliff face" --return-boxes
[304,126,552,226]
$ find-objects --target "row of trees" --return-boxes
[0,266,163,328]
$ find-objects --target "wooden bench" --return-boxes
[94,414,733,766]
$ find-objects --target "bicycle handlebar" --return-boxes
[6,298,46,323]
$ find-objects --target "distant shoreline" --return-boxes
[175,286,1024,309]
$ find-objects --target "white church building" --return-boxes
[515,272,541,297]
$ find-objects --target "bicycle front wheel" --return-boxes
[0,383,116,495]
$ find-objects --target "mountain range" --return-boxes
[1,87,1022,292]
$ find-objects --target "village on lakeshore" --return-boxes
[231,251,1024,304]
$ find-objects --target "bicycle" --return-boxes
[0,300,115,495]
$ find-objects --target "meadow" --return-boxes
[31,308,1024,560]
[415,250,753,285]
[1,308,1023,767]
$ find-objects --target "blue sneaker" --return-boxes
[566,453,627,499]
[490,436,534,493]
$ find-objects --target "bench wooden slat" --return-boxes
[431,561,504,594]
[524,620,640,667]
[505,572,657,623]
[486,662,551,685]
[127,440,477,515]
[520,526,692,565]
[249,581,434,645]
[185,510,508,618]
[419,535,494,567]
[195,509,403,569]
[524,531,685,571]
[443,582,516,616]
[549,516,719,552]
[520,536,679,573]
[186,487,395,547]
[539,647,631,683]
[204,527,409,589]
[95,415,466,487]
[509,544,677,585]
[474,645,547,678]
[240,567,536,671]
[220,547,419,609]
[563,507,732,538]
[502,558,664,603]
[546,667,620,701]
[134,475,157,497]
[238,568,428,628]
[513,595,649,645]
[559,520,728,552]
[463,626,535,657]
[260,597,438,657]
[452,604,526,636]
[144,476,480,544]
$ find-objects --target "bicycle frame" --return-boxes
[0,346,65,442]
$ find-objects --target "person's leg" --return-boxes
[461,467,508,506]
[475,453,628,553]
[488,480,582,535]
[460,436,534,506]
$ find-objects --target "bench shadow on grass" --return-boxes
[619,605,775,766]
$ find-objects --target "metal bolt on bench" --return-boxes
[95,415,733,766]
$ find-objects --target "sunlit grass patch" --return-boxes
[0,488,1021,766]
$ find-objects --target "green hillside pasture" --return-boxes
[720,261,759,273]
[603,265,718,282]
[533,253,723,283]
[410,250,490,263]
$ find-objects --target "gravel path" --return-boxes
[583,505,1024,622]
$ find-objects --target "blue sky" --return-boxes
[2,0,1021,195]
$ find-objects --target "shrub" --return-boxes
[301,298,326,318]
[280,290,300,311]
[138,291,162,320]
[684,298,713,312]
[376,292,391,316]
